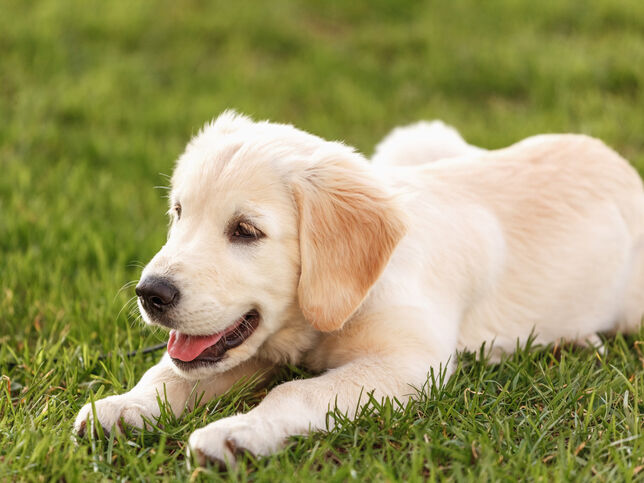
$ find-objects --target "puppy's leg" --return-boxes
[188,351,453,466]
[575,333,606,356]
[74,354,269,436]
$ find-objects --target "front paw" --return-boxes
[188,414,285,466]
[74,394,157,437]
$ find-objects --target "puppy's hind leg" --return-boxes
[622,238,644,333]
[575,333,606,356]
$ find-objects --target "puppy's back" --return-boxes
[413,134,644,352]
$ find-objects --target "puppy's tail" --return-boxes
[371,120,486,168]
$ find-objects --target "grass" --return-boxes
[1,0,643,480]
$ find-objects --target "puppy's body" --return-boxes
[388,135,643,354]
[75,114,644,464]
[308,133,644,371]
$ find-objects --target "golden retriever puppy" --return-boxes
[75,111,644,465]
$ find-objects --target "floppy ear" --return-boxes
[293,150,406,332]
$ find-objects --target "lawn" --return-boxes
[1,0,643,480]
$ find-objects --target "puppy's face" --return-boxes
[137,112,405,379]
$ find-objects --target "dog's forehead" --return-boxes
[170,120,322,206]
[170,151,303,232]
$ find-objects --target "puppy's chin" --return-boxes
[137,301,283,380]
[168,342,262,380]
[167,324,272,380]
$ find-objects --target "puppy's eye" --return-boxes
[231,221,263,241]
[174,203,182,220]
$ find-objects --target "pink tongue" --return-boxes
[167,330,224,362]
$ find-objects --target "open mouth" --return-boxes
[167,310,260,370]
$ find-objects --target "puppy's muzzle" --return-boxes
[136,276,180,321]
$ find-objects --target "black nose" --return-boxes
[135,277,180,314]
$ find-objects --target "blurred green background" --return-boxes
[1,0,643,480]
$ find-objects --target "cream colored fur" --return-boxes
[75,112,644,465]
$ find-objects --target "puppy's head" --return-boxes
[136,111,405,379]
